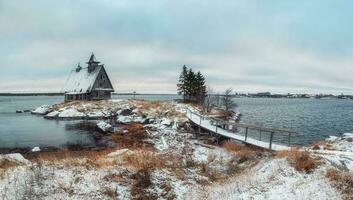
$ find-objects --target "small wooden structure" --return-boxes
[186,108,298,151]
[62,53,115,101]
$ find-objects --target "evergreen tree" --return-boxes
[186,68,196,100]
[195,71,206,103]
[176,65,207,103]
[177,65,188,100]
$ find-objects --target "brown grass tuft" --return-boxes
[120,151,179,171]
[26,147,121,168]
[276,150,322,173]
[130,99,185,118]
[111,123,155,150]
[222,140,259,163]
[326,168,353,199]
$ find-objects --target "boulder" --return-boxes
[161,118,172,126]
[58,108,86,119]
[96,121,114,133]
[0,153,31,165]
[31,105,52,115]
[31,147,40,152]
[117,115,132,124]
[16,110,24,113]
[117,108,132,116]
[44,111,60,119]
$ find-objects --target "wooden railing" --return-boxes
[186,108,298,149]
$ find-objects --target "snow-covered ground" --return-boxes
[188,158,342,200]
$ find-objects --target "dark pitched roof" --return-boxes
[87,53,100,64]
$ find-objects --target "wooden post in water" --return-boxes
[245,127,248,142]
[269,132,274,149]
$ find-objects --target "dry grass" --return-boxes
[276,149,322,173]
[52,100,106,110]
[222,140,259,163]
[120,150,181,171]
[111,123,155,150]
[326,168,353,200]
[26,147,121,168]
[130,99,185,118]
[0,158,20,177]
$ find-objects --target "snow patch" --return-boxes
[58,108,86,118]
[31,147,40,152]
[31,105,52,115]
[96,121,113,133]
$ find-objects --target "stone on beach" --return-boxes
[31,147,41,152]
[117,108,133,116]
[161,118,172,126]
[45,111,60,119]
[0,153,31,165]
[58,108,86,119]
[31,105,52,115]
[117,115,133,124]
[96,121,114,133]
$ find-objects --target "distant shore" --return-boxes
[0,93,178,97]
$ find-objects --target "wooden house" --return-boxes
[62,53,114,101]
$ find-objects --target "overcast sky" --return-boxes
[1,0,353,94]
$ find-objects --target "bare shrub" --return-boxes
[276,150,322,173]
[326,168,353,199]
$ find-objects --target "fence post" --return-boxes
[269,132,274,149]
[216,120,218,133]
[288,133,291,146]
[245,127,248,142]
[198,116,201,134]
[259,131,262,141]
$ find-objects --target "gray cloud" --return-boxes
[0,0,353,94]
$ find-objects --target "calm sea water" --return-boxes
[0,95,180,148]
[235,98,353,145]
[0,95,352,148]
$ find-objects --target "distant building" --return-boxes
[62,53,114,101]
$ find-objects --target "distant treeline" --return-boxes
[0,93,180,97]
[0,93,64,96]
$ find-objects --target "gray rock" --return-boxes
[117,108,132,116]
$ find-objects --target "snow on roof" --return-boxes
[62,66,102,94]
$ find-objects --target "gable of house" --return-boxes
[92,66,114,91]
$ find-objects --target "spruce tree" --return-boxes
[186,68,196,100]
[177,65,207,103]
[177,65,188,100]
[195,71,206,103]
